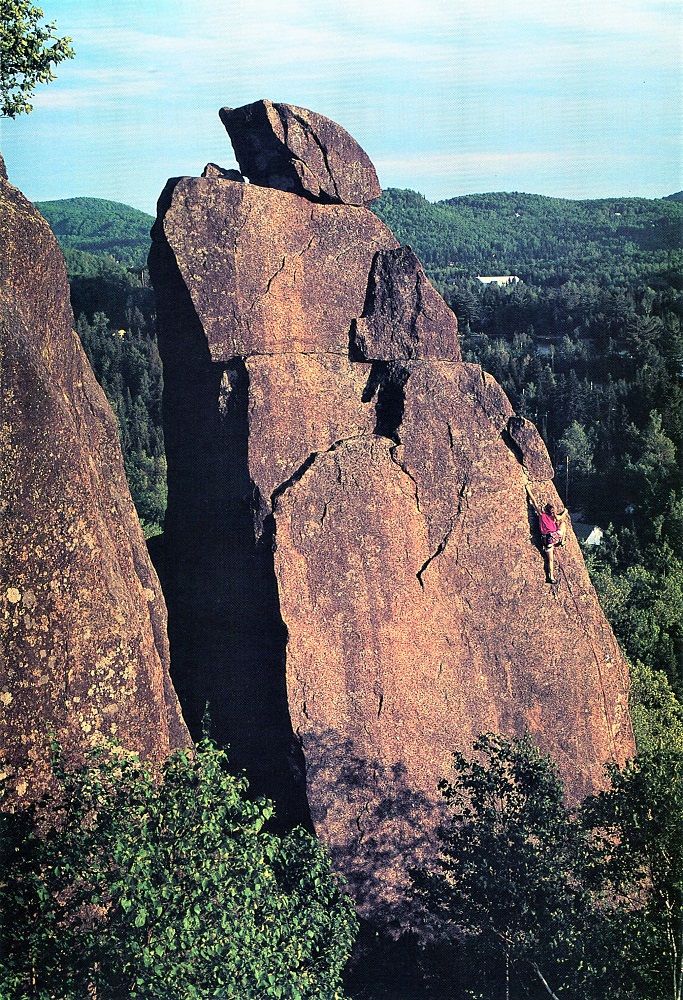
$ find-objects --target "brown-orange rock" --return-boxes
[507,414,555,480]
[152,175,398,359]
[0,172,189,802]
[149,106,634,920]
[219,100,382,206]
[273,363,632,912]
[201,162,244,181]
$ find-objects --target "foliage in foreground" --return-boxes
[412,730,683,1000]
[0,739,357,1000]
[0,0,74,117]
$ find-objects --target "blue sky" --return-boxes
[2,0,681,213]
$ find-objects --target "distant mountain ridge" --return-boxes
[36,190,683,283]
[35,197,154,270]
[372,189,683,282]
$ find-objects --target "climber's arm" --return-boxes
[525,484,539,512]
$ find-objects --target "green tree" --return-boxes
[557,420,595,476]
[0,739,358,999]
[586,534,683,698]
[580,651,683,1000]
[626,410,678,508]
[582,749,683,1000]
[0,1,74,117]
[411,733,589,999]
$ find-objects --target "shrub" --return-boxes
[0,738,357,999]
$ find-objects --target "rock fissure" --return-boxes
[416,526,454,590]
[389,444,423,515]
[289,107,342,202]
[260,255,287,300]
[271,451,321,509]
[270,433,383,514]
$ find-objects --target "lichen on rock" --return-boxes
[0,169,189,804]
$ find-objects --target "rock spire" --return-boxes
[149,102,634,916]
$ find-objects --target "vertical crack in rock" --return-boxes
[262,256,287,298]
[416,528,453,590]
[288,107,342,202]
[388,444,422,514]
[503,415,555,481]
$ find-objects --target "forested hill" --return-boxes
[372,189,683,283]
[35,197,154,270]
[38,190,683,284]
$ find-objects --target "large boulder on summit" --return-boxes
[219,100,382,206]
[149,102,634,918]
[0,170,189,803]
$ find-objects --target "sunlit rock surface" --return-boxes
[0,170,189,803]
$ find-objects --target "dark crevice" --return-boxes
[416,531,452,589]
[360,361,410,443]
[271,451,320,509]
[148,216,312,833]
[502,416,526,466]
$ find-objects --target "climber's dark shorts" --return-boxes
[543,531,562,550]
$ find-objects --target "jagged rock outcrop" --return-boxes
[0,169,189,803]
[149,102,634,918]
[351,246,459,361]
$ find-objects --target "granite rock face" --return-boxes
[0,172,189,802]
[149,105,634,918]
[507,414,555,480]
[219,100,381,206]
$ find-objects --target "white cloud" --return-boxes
[7,0,680,207]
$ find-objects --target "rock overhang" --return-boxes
[151,172,461,364]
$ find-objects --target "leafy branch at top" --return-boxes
[0,0,74,117]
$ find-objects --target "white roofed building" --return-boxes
[477,275,521,286]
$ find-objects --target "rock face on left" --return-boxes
[0,171,189,801]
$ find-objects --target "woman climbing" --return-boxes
[526,485,568,585]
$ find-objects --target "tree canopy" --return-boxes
[0,1,74,117]
[0,738,358,999]
[36,198,154,270]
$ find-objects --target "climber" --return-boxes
[526,485,568,585]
